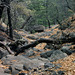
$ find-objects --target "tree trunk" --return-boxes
[47,18,51,28]
[0,4,4,19]
[7,5,13,39]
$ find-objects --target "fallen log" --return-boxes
[0,41,14,55]
[15,37,75,56]
[15,38,53,56]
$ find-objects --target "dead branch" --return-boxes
[15,38,53,56]
[15,36,75,56]
[0,41,14,55]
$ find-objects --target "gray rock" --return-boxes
[48,50,68,62]
[19,73,27,75]
[59,23,70,30]
[26,25,45,32]
[23,59,45,70]
[8,63,24,75]
[2,55,45,71]
[58,34,66,40]
[5,63,24,75]
[37,57,50,62]
[1,55,30,65]
[14,64,24,71]
[44,63,55,68]
[61,46,73,55]
[0,36,5,41]
[27,35,38,40]
[69,32,75,38]
[0,47,9,59]
[44,43,55,49]
[40,50,54,58]
[9,66,20,75]
[26,50,35,57]
[55,64,62,69]
[33,48,43,52]
[51,71,57,75]
[4,68,11,73]
[57,71,65,75]
[0,67,11,75]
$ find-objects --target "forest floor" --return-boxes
[0,15,75,75]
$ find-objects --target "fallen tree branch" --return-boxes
[15,37,75,56]
[15,38,53,56]
[0,41,14,55]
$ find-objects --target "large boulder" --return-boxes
[61,46,73,55]
[26,25,45,33]
[8,64,24,75]
[23,59,45,70]
[32,25,45,32]
[40,50,54,58]
[0,47,9,59]
[0,67,11,75]
[1,55,45,70]
[48,50,68,62]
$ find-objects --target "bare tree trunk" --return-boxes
[0,4,4,19]
[47,18,51,28]
[7,5,13,39]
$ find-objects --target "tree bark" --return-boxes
[0,4,5,19]
[7,5,13,39]
[15,38,53,56]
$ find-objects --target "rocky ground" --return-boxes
[0,15,75,75]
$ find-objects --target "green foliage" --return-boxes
[3,0,74,29]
